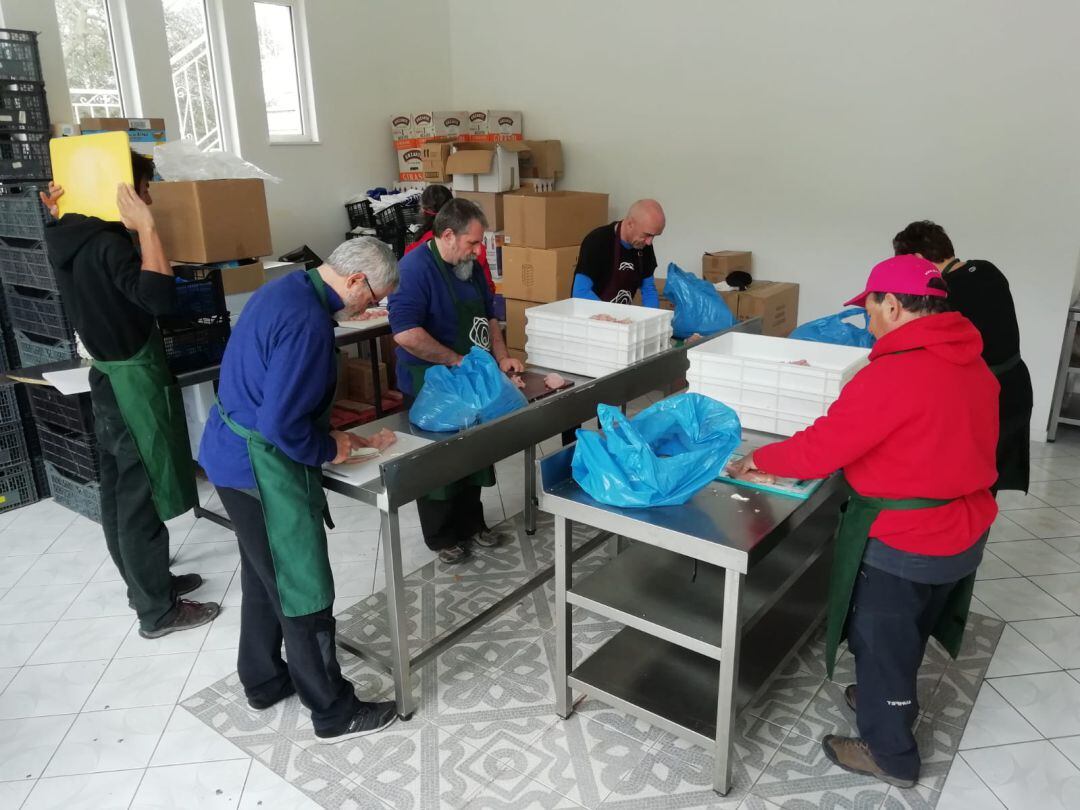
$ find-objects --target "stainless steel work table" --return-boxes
[538,439,843,795]
[322,319,766,720]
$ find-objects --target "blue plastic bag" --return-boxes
[571,393,741,508]
[664,263,736,339]
[409,348,527,432]
[789,309,875,348]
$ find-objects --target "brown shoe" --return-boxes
[139,599,221,639]
[821,735,915,788]
[845,684,857,713]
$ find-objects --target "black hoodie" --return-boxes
[44,214,176,362]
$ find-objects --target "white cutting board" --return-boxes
[321,430,432,487]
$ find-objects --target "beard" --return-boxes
[334,287,373,322]
[452,259,473,281]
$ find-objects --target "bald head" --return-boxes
[622,199,666,249]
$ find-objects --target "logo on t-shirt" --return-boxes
[611,290,633,305]
[618,261,635,274]
[469,316,491,350]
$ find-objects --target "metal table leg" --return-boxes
[524,444,538,535]
[713,568,744,795]
[370,336,384,418]
[1048,315,1078,441]
[554,515,573,718]
[380,506,414,719]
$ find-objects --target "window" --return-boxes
[254,1,316,142]
[161,0,223,150]
[53,0,124,123]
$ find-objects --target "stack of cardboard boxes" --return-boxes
[391,109,524,185]
[703,250,800,337]
[499,191,610,364]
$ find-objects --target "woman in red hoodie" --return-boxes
[731,255,999,788]
[404,185,496,294]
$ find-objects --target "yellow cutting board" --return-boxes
[50,131,134,222]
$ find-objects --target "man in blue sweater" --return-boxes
[200,237,401,743]
[390,198,523,564]
[572,199,665,306]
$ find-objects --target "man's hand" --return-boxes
[449,353,465,367]
[330,430,357,464]
[39,182,64,219]
[499,356,524,374]
[117,183,155,233]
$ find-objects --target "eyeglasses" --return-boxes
[362,275,378,302]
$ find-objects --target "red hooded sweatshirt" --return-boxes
[754,312,999,556]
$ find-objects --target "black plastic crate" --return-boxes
[0,239,54,291]
[0,131,50,182]
[345,199,375,229]
[27,385,94,434]
[161,315,231,374]
[0,81,48,132]
[14,329,77,368]
[4,284,73,342]
[0,187,49,241]
[0,421,27,466]
[0,382,20,425]
[31,453,48,498]
[0,460,37,513]
[44,460,100,523]
[172,264,227,319]
[38,422,99,482]
[0,30,43,83]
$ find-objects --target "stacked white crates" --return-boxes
[687,333,870,436]
[524,298,674,378]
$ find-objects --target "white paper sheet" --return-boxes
[42,366,92,395]
[321,430,432,488]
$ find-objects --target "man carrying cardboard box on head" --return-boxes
[572,199,665,307]
[40,152,220,639]
[389,198,523,565]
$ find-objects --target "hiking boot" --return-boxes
[844,684,857,713]
[821,735,916,789]
[438,544,470,564]
[172,573,203,596]
[315,701,398,744]
[472,528,507,548]
[139,599,221,639]
[248,680,296,711]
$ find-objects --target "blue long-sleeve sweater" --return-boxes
[199,271,344,490]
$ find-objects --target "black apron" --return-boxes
[597,221,645,305]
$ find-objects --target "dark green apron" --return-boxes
[217,268,336,617]
[825,480,976,677]
[92,327,197,521]
[406,241,496,500]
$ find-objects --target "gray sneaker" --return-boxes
[316,701,398,743]
[139,599,221,639]
[472,528,507,548]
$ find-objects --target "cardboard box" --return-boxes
[504,298,540,350]
[632,277,674,311]
[520,177,555,193]
[390,113,413,141]
[421,141,453,182]
[149,179,272,263]
[465,110,523,141]
[447,141,529,193]
[80,116,166,157]
[395,139,425,182]
[702,250,752,283]
[519,140,564,178]
[503,191,609,249]
[346,359,389,404]
[454,191,503,231]
[432,110,469,140]
[500,245,578,303]
[220,260,265,295]
[720,280,799,337]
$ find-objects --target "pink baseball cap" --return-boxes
[844,255,947,308]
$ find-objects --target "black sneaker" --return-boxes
[139,599,221,639]
[248,680,296,711]
[315,701,398,744]
[172,573,203,596]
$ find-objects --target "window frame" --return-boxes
[55,0,128,123]
[253,0,318,145]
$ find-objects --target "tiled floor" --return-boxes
[1,413,1079,809]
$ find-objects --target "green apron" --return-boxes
[406,241,496,500]
[92,327,197,522]
[217,268,337,617]
[824,479,976,677]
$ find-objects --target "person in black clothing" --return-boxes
[572,199,665,306]
[893,220,1033,492]
[42,153,219,637]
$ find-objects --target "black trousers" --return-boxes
[93,376,177,631]
[417,486,485,551]
[217,487,361,733]
[847,563,961,781]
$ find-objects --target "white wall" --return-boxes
[446,0,1080,440]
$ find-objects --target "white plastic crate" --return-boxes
[524,298,673,377]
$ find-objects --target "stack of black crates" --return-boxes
[0,29,58,515]
[344,196,421,259]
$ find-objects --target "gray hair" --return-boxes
[432,198,488,237]
[326,236,399,293]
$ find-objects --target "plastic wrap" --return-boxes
[153,139,282,183]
